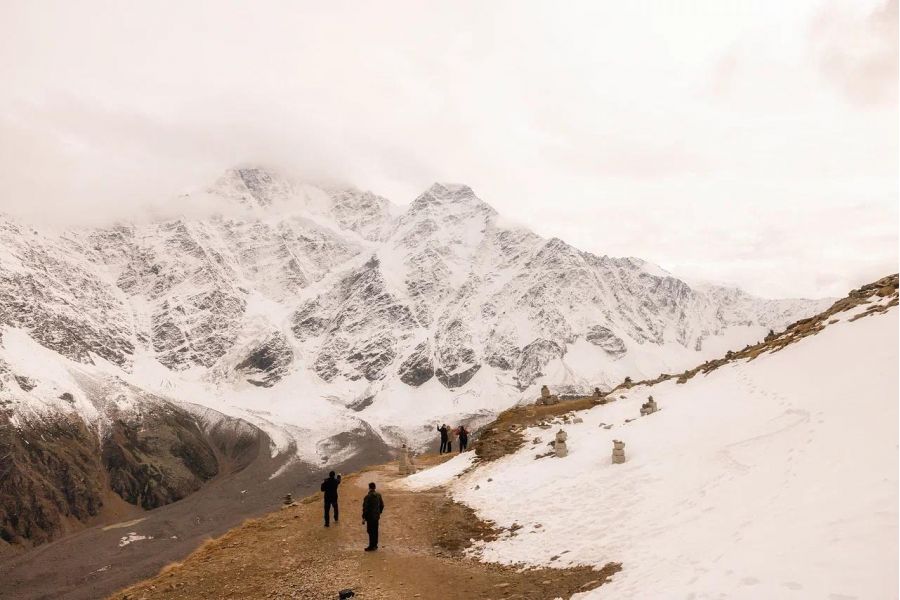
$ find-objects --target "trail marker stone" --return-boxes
[398,444,417,475]
[612,439,626,464]
[640,396,659,416]
[554,429,569,457]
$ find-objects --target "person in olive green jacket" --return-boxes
[361,482,385,551]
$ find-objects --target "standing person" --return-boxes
[446,423,456,453]
[437,424,448,454]
[361,482,385,551]
[320,470,341,527]
[458,425,469,452]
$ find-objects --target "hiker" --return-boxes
[361,482,385,551]
[321,470,341,527]
[457,425,469,452]
[446,423,456,453]
[437,424,448,454]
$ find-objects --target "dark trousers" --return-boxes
[366,519,379,549]
[324,498,339,525]
[439,439,447,453]
[459,438,468,452]
[447,440,452,452]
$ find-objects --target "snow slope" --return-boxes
[412,299,898,598]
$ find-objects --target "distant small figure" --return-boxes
[437,424,449,454]
[362,482,385,551]
[457,425,469,452]
[446,423,456,453]
[320,470,342,527]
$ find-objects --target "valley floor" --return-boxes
[111,455,619,600]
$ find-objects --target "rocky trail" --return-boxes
[112,454,619,600]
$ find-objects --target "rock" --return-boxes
[234,333,293,387]
[517,339,564,388]
[397,341,434,386]
[12,375,38,393]
[585,325,627,356]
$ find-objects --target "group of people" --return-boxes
[320,470,385,551]
[436,423,469,454]
[317,424,472,552]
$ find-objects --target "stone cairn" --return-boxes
[537,384,560,406]
[640,395,659,416]
[398,444,417,475]
[554,429,569,458]
[593,387,609,405]
[611,439,626,464]
[283,493,294,506]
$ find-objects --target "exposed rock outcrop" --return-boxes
[235,333,293,387]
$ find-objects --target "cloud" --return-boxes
[810,0,899,106]
[0,0,895,297]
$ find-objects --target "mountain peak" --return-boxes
[409,182,497,216]
[211,166,293,209]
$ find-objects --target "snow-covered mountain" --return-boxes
[0,167,829,547]
[401,277,898,598]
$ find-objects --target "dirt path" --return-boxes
[111,455,619,600]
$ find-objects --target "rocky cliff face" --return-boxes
[0,382,263,548]
[1,172,823,400]
[0,168,829,548]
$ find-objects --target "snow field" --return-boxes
[410,310,898,599]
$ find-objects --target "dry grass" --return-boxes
[474,397,599,462]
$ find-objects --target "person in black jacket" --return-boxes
[321,471,342,527]
[361,482,385,551]
[458,425,469,452]
[437,424,448,454]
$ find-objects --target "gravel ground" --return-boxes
[111,456,619,600]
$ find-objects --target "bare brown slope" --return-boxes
[0,423,393,600]
[112,457,620,600]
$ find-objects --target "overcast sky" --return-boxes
[0,0,896,298]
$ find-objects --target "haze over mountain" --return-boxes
[2,1,896,299]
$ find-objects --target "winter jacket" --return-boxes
[362,490,385,522]
[437,425,448,441]
[321,474,341,501]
